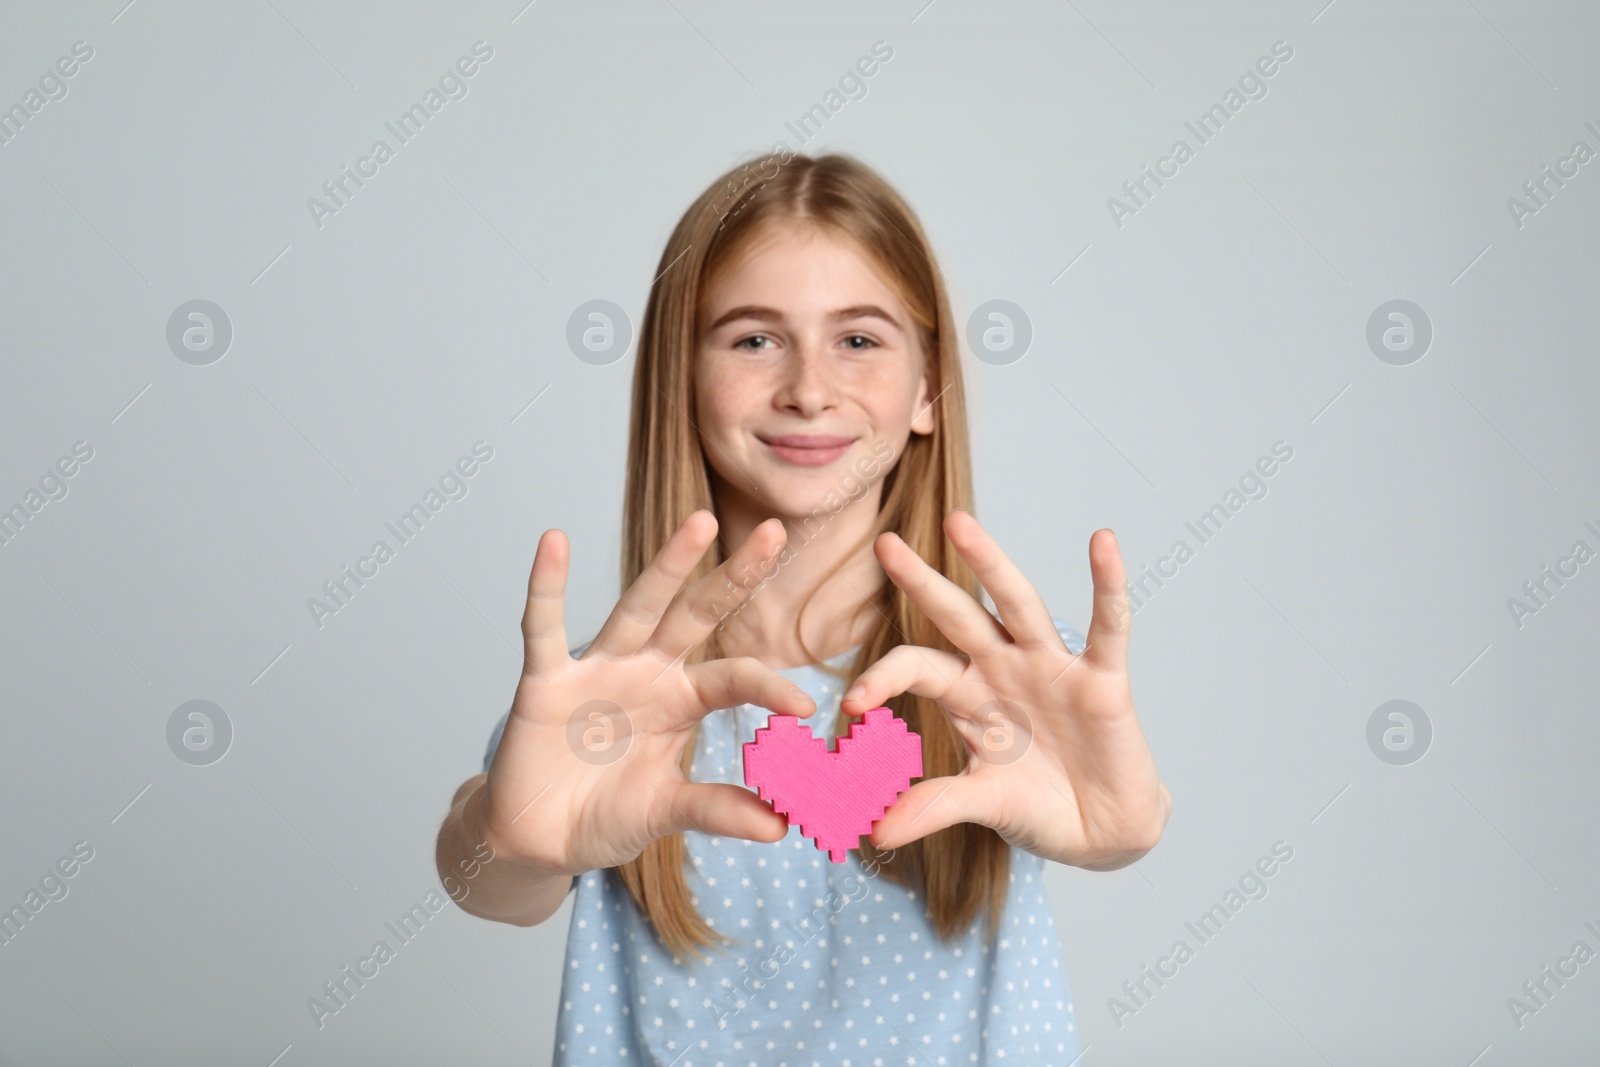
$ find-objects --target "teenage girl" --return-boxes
[435,150,1172,1065]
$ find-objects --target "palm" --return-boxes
[489,661,705,874]
[841,512,1171,869]
[480,511,817,877]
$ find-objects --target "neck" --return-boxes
[708,480,886,670]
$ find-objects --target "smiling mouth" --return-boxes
[759,434,855,467]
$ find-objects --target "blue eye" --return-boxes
[844,335,878,351]
[734,335,772,351]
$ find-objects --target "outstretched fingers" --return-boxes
[869,774,1000,850]
[1082,529,1132,673]
[649,518,788,658]
[520,528,572,679]
[587,510,719,658]
[838,644,966,716]
[874,531,1011,658]
[942,510,1060,649]
[684,658,818,723]
[652,780,792,844]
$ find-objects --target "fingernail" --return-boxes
[844,683,866,702]
[789,685,813,704]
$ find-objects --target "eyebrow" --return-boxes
[703,304,903,334]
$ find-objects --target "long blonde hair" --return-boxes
[616,149,1007,961]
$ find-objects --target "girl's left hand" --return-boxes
[841,510,1172,870]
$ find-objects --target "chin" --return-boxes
[761,480,826,515]
[776,474,869,522]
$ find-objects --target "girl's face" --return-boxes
[694,223,935,521]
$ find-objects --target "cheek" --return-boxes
[695,358,757,436]
[852,361,920,424]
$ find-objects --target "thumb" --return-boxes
[868,773,997,850]
[655,781,793,845]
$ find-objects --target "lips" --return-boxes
[759,434,854,467]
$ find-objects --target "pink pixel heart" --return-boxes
[742,707,923,863]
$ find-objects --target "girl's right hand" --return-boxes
[474,509,814,878]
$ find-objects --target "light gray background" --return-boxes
[2,1,1596,1063]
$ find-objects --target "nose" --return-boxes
[774,338,837,417]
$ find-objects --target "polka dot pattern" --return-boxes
[483,619,1087,1065]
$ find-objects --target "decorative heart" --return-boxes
[742,707,923,863]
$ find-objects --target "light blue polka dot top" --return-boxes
[482,617,1086,1066]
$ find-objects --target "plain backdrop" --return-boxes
[1,1,1597,1064]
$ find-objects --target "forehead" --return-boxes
[700,222,908,319]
